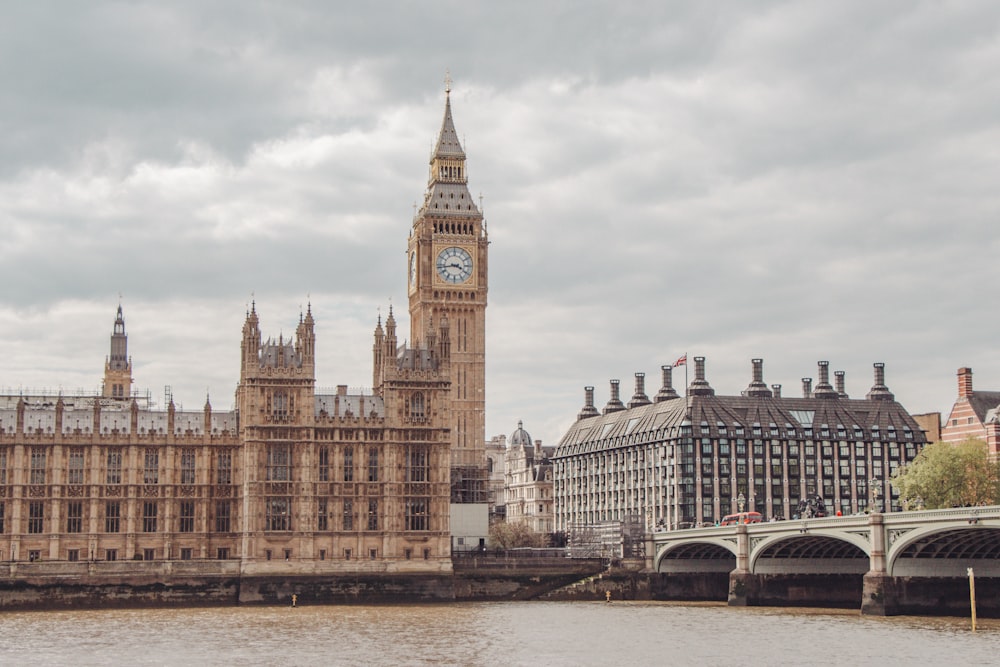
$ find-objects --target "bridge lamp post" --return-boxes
[870,478,882,514]
[737,492,746,513]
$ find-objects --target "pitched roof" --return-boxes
[968,391,1000,423]
[554,393,925,457]
[433,92,466,159]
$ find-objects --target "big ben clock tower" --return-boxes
[408,80,488,506]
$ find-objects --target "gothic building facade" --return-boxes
[0,86,485,573]
[408,83,489,506]
[0,303,454,572]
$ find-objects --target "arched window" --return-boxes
[272,391,288,418]
[410,392,425,419]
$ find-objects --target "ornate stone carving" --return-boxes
[887,528,914,547]
[142,485,159,497]
[847,530,871,544]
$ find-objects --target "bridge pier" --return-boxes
[859,512,901,616]
[656,506,1000,615]
[861,572,900,616]
[727,523,753,606]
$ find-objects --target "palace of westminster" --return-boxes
[0,86,487,572]
[0,86,944,573]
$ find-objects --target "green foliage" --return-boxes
[488,520,547,549]
[892,439,1000,509]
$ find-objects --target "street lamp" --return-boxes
[737,492,746,513]
[870,478,882,513]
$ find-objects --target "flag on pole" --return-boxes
[674,354,687,367]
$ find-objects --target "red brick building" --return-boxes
[940,367,1000,456]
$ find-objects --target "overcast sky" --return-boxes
[2,1,999,446]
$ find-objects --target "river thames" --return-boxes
[2,601,998,666]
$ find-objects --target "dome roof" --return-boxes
[509,420,532,448]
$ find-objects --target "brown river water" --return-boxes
[1,601,998,666]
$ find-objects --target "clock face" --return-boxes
[436,246,473,284]
[409,252,417,286]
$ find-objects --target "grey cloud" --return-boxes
[3,1,1000,445]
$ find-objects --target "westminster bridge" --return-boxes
[650,506,1000,615]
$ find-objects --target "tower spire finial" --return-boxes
[444,69,452,96]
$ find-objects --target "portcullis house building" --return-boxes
[553,357,928,538]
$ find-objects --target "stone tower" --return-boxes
[407,81,488,503]
[236,302,317,428]
[103,304,133,399]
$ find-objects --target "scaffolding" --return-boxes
[568,515,645,560]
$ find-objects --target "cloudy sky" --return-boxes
[2,1,999,445]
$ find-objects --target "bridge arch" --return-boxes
[655,539,736,573]
[750,531,870,575]
[887,524,1000,577]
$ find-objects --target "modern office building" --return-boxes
[553,358,928,535]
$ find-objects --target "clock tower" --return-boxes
[408,81,488,504]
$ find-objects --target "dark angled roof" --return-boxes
[259,338,301,368]
[554,393,925,458]
[433,93,465,159]
[509,420,533,448]
[968,391,1000,424]
[417,90,481,221]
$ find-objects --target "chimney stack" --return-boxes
[628,372,652,408]
[745,358,773,398]
[655,365,680,402]
[958,367,973,398]
[866,362,895,401]
[801,378,813,398]
[813,361,838,399]
[688,356,715,397]
[577,386,599,420]
[603,379,626,414]
[834,371,848,398]
[771,384,782,398]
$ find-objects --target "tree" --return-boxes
[892,439,1000,509]
[488,520,548,550]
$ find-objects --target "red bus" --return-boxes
[720,511,763,526]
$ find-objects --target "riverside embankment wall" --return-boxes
[0,557,607,610]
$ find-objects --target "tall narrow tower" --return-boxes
[103,304,132,399]
[408,81,488,503]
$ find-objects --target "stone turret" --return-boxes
[103,304,133,400]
